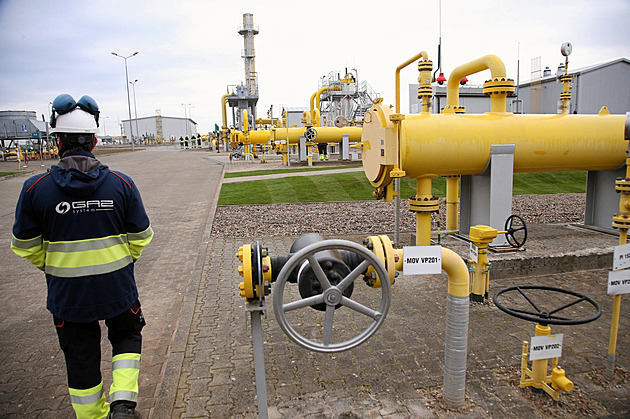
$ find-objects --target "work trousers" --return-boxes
[54,299,145,419]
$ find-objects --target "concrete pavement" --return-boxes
[0,146,629,418]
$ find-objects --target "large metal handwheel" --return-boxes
[493,285,601,325]
[504,214,528,248]
[273,239,391,353]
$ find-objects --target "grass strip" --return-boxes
[218,171,587,206]
[224,164,362,178]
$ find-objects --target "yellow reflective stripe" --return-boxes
[11,234,42,249]
[46,242,130,268]
[45,234,128,253]
[69,382,109,419]
[128,226,154,260]
[11,235,45,268]
[46,256,133,278]
[110,353,140,403]
[127,225,153,242]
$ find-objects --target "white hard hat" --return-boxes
[50,108,99,134]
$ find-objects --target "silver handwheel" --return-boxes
[273,240,391,353]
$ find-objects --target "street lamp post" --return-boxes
[111,51,138,151]
[181,103,191,138]
[130,79,140,144]
[103,116,110,136]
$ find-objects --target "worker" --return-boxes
[179,136,184,149]
[11,94,153,419]
[184,136,189,149]
[197,135,201,148]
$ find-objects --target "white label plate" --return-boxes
[613,243,630,271]
[529,334,564,361]
[608,270,630,295]
[402,246,442,275]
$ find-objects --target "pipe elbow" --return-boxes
[441,247,469,297]
[446,54,507,109]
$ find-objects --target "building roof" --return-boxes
[519,57,629,86]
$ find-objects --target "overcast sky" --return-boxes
[1,0,628,135]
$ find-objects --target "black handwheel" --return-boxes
[304,127,318,141]
[493,285,601,325]
[505,214,527,248]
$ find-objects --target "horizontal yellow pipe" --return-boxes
[399,113,626,177]
[272,126,362,144]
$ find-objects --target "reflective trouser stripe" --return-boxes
[110,353,141,403]
[69,382,109,419]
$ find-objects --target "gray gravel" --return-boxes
[210,193,586,238]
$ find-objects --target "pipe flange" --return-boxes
[612,214,630,229]
[417,86,433,97]
[454,107,466,114]
[615,178,630,193]
[417,60,433,71]
[483,78,516,96]
[559,75,572,83]
[408,196,440,213]
[560,93,572,100]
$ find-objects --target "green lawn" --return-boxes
[218,171,587,205]
[0,171,21,177]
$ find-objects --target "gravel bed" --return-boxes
[210,193,586,238]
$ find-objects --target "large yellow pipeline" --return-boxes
[271,126,362,144]
[445,54,510,113]
[399,112,626,176]
[231,126,362,148]
[362,102,627,188]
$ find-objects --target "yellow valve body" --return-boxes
[362,103,627,188]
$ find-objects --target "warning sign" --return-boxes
[402,246,442,275]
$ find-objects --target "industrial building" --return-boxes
[121,114,197,143]
[408,57,630,115]
[0,110,49,150]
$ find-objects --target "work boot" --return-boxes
[108,404,141,419]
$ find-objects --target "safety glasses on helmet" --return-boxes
[50,94,100,128]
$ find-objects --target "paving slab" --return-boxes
[1,145,629,418]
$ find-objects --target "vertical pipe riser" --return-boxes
[443,294,469,406]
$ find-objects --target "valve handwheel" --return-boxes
[304,127,318,141]
[504,214,528,248]
[273,239,391,353]
[493,285,601,325]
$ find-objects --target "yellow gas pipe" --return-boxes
[608,124,630,374]
[310,86,341,127]
[445,176,459,231]
[221,93,233,143]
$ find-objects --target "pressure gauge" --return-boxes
[561,42,572,57]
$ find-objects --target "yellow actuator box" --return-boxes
[469,225,498,244]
